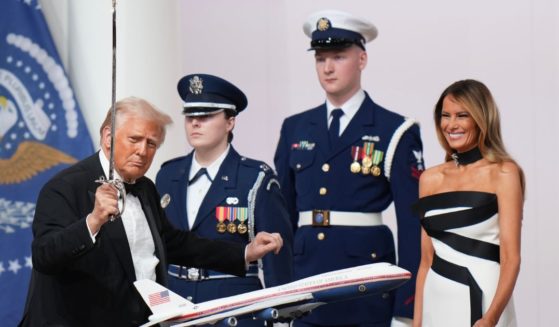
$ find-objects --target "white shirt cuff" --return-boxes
[85,214,98,244]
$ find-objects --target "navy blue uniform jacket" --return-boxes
[274,93,423,325]
[156,147,293,309]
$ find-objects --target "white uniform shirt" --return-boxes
[186,145,230,229]
[326,89,365,136]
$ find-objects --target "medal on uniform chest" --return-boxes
[227,222,237,233]
[215,206,227,233]
[237,223,247,234]
[237,207,248,234]
[350,161,361,174]
[226,208,237,234]
[350,146,362,173]
[371,150,384,177]
[361,142,374,175]
[361,165,371,175]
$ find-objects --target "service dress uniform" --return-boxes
[156,74,293,326]
[274,10,424,327]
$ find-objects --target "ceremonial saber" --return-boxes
[108,0,117,181]
[97,0,126,220]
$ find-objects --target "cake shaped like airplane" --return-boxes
[134,262,411,326]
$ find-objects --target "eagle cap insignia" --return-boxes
[189,75,203,95]
[317,17,330,31]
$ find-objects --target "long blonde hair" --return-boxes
[434,79,525,193]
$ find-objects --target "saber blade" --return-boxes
[108,0,117,180]
[95,0,125,221]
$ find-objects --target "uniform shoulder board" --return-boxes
[240,156,275,174]
[259,163,271,172]
[160,155,188,168]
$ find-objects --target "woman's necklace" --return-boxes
[450,147,483,166]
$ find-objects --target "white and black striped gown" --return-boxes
[414,191,517,327]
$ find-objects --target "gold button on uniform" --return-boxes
[317,232,325,240]
[319,187,327,195]
[371,252,377,259]
[322,163,330,172]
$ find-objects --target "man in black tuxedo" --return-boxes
[19,97,283,327]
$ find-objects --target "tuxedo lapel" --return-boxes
[87,153,136,284]
[103,218,136,283]
[191,149,240,230]
[86,153,103,211]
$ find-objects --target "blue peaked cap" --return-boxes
[177,74,248,116]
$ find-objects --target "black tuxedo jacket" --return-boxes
[19,153,245,327]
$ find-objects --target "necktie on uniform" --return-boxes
[329,108,344,148]
[188,168,212,186]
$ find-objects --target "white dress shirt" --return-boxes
[98,151,159,281]
[326,89,366,136]
[186,145,230,229]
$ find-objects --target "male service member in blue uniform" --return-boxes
[274,10,424,327]
[156,74,293,326]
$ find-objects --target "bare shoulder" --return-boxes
[492,161,521,181]
[419,162,449,196]
[491,161,523,193]
[420,161,449,180]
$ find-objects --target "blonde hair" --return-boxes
[99,97,173,146]
[434,79,525,193]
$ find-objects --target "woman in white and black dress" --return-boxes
[412,80,524,327]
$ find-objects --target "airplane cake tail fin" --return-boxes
[134,279,194,324]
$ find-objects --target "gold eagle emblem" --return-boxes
[317,17,330,31]
[0,141,77,184]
